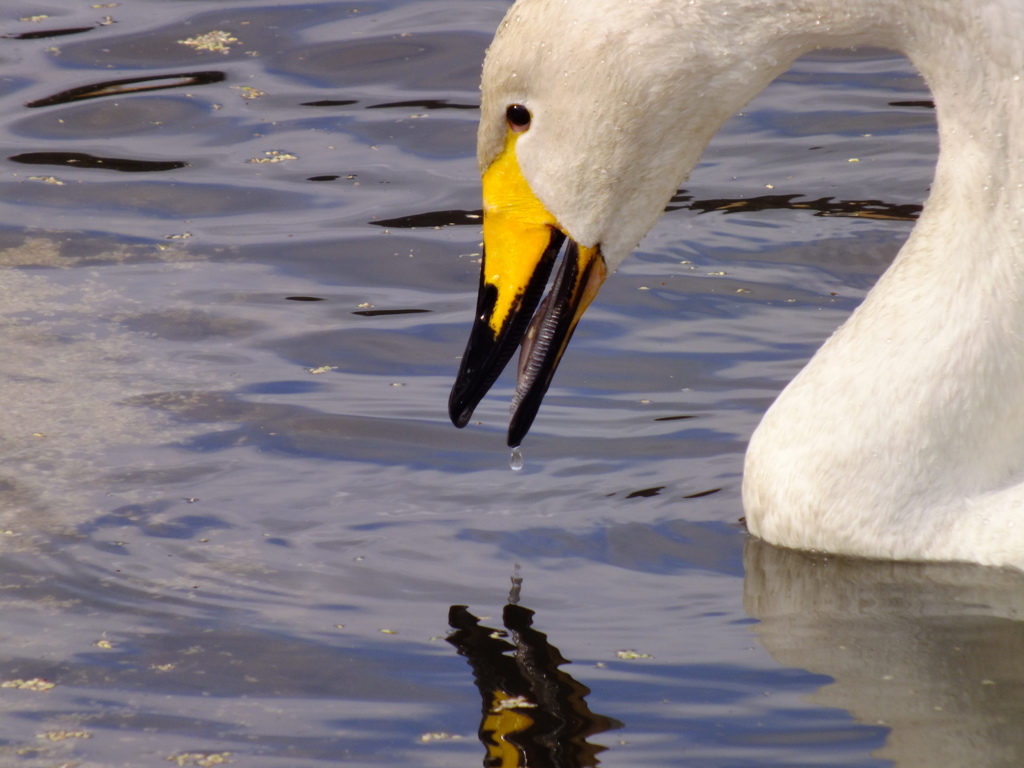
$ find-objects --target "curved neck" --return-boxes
[767,1,1024,196]
[688,0,1024,272]
[740,0,1024,560]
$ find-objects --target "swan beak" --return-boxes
[449,138,608,446]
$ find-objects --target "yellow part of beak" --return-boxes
[450,129,606,443]
[481,132,560,336]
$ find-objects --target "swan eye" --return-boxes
[505,104,531,133]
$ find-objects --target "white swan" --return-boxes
[448,0,1024,569]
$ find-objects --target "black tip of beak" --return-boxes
[448,230,566,429]
[507,410,532,449]
[506,240,601,448]
[447,283,504,428]
[449,397,477,430]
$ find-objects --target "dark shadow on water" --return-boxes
[5,26,95,41]
[372,192,922,229]
[448,577,622,768]
[24,71,225,108]
[8,151,188,173]
[367,98,477,111]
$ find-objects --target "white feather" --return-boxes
[481,0,1024,568]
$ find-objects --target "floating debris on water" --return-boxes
[419,731,465,743]
[37,730,92,741]
[166,752,233,767]
[616,649,653,660]
[231,85,266,100]
[1,678,55,691]
[248,150,298,164]
[178,31,239,54]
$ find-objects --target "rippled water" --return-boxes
[2,2,1023,767]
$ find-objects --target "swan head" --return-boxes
[449,0,787,446]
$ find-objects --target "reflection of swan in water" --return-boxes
[744,539,1024,767]
[448,0,1024,568]
[448,579,621,768]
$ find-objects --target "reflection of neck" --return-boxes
[743,539,1024,766]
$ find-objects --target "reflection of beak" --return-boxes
[448,135,608,447]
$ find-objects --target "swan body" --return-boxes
[449,0,1024,569]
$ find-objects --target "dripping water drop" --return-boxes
[510,447,524,472]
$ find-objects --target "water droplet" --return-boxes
[510,447,524,472]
